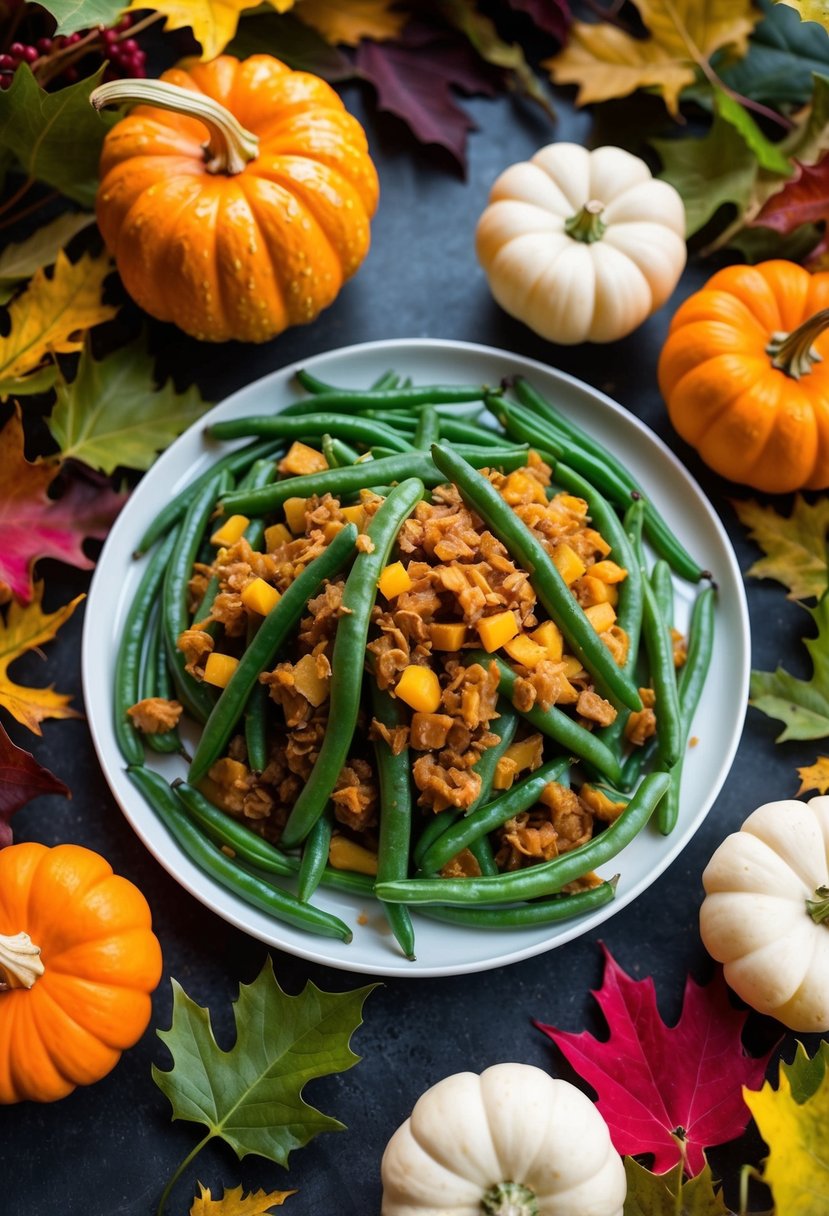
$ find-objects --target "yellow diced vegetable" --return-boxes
[501,470,547,505]
[283,497,307,534]
[323,520,345,541]
[329,836,378,876]
[503,734,543,775]
[493,756,518,790]
[552,542,586,585]
[585,602,617,633]
[430,622,467,651]
[241,577,281,616]
[476,610,519,653]
[264,522,292,549]
[341,504,366,529]
[378,561,413,600]
[292,653,330,707]
[591,560,627,584]
[557,494,588,517]
[210,514,249,546]
[556,677,579,704]
[502,634,548,668]
[203,652,239,688]
[531,620,563,661]
[395,665,442,713]
[578,575,617,606]
[280,440,327,476]
[561,655,585,678]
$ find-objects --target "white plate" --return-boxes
[83,338,749,978]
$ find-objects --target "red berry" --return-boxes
[0,77,11,89]
[131,64,146,78]
[0,54,14,69]
[9,42,24,57]
[21,46,38,63]
[36,37,53,52]
[119,37,139,53]
[115,13,133,28]
[67,32,82,44]
[101,27,118,43]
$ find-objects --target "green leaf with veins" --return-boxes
[714,89,792,175]
[0,212,94,305]
[750,592,829,741]
[652,112,759,236]
[624,1158,732,1216]
[716,0,829,107]
[781,1040,829,1104]
[733,495,829,601]
[48,334,211,474]
[36,0,125,36]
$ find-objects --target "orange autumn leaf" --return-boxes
[126,0,296,61]
[797,756,829,796]
[190,1183,294,1214]
[0,584,83,734]
[296,0,406,46]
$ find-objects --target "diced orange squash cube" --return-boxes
[493,755,518,790]
[208,757,248,785]
[203,652,239,688]
[476,610,519,653]
[579,575,615,606]
[283,497,306,534]
[395,665,441,713]
[280,440,328,476]
[503,734,543,775]
[591,560,627,584]
[265,522,292,550]
[241,577,281,616]
[501,470,547,505]
[561,655,585,679]
[430,622,467,651]
[341,504,366,530]
[531,620,563,662]
[502,634,548,669]
[329,836,378,876]
[585,602,617,633]
[378,561,413,600]
[552,542,586,585]
[556,677,579,704]
[210,514,249,546]
[293,653,330,707]
[557,493,588,517]
[323,520,345,541]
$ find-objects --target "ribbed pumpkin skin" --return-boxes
[96,55,379,343]
[0,843,162,1104]
[658,261,829,493]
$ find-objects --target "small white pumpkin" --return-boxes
[380,1062,626,1216]
[475,143,686,345]
[700,796,829,1033]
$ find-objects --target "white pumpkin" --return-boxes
[380,1062,626,1216]
[700,796,829,1033]
[475,143,686,345]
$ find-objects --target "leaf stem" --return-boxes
[156,1131,213,1216]
[0,189,59,232]
[0,175,34,221]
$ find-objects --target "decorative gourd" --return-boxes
[92,55,379,343]
[658,260,829,493]
[475,143,686,345]
[700,796,829,1033]
[0,842,163,1103]
[380,1062,626,1216]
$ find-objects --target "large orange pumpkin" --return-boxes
[93,55,379,343]
[658,260,829,493]
[0,842,162,1103]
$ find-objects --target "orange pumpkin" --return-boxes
[93,55,379,343]
[658,260,829,493]
[0,842,162,1103]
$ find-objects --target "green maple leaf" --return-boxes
[153,958,376,1214]
[750,592,829,741]
[733,495,829,601]
[624,1158,732,1215]
[37,0,125,36]
[0,65,118,207]
[714,89,792,175]
[652,110,760,236]
[717,0,829,107]
[0,212,94,305]
[781,1040,829,1104]
[48,334,211,474]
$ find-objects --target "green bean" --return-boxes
[651,560,674,627]
[371,443,529,463]
[209,412,413,453]
[468,835,499,876]
[322,434,361,468]
[139,607,182,755]
[419,757,569,874]
[188,523,359,782]
[371,683,416,959]
[641,578,681,770]
[294,368,399,396]
[620,736,657,790]
[243,614,269,773]
[129,767,353,941]
[413,406,440,449]
[297,806,334,902]
[281,479,426,848]
[417,877,618,928]
[114,528,181,765]
[432,443,641,714]
[376,771,670,905]
[281,383,486,417]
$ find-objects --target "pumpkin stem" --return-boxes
[481,1181,539,1216]
[564,199,606,244]
[0,931,44,990]
[807,885,829,924]
[90,79,259,176]
[766,308,829,380]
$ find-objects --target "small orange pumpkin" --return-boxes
[658,260,829,493]
[0,842,162,1103]
[93,55,379,343]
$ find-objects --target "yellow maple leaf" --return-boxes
[778,0,829,29]
[744,1059,829,1215]
[127,0,296,61]
[733,496,829,601]
[295,0,406,46]
[0,583,83,734]
[797,756,829,795]
[544,0,758,115]
[0,250,116,398]
[190,1182,295,1215]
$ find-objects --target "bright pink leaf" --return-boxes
[508,0,570,42]
[0,720,69,847]
[534,945,774,1177]
[0,407,126,603]
[753,155,829,234]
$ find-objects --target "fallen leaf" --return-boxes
[190,1182,294,1215]
[752,153,829,264]
[0,212,94,305]
[0,249,117,399]
[714,90,792,176]
[36,0,124,36]
[653,112,760,236]
[48,334,211,475]
[778,1038,829,1102]
[719,0,829,108]
[797,756,829,794]
[295,0,405,46]
[0,584,83,734]
[732,496,829,600]
[750,592,829,741]
[744,1041,829,1215]
[227,11,356,79]
[0,408,125,603]
[623,1157,732,1215]
[535,945,773,1177]
[543,0,758,115]
[128,0,296,62]
[727,220,824,264]
[507,0,570,43]
[0,720,69,848]
[437,0,554,116]
[777,0,829,27]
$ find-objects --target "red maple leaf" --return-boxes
[0,721,69,847]
[534,945,774,1177]
[752,154,829,267]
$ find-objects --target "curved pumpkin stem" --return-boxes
[90,79,259,176]
[807,884,829,924]
[767,307,829,380]
[481,1182,539,1216]
[0,931,44,990]
[564,200,607,244]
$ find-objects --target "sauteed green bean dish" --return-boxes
[117,369,715,957]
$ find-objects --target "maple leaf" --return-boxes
[623,1157,732,1215]
[227,11,355,80]
[750,592,829,741]
[732,496,829,601]
[0,249,117,399]
[0,408,125,603]
[48,334,211,475]
[543,0,758,116]
[652,112,760,236]
[744,1042,829,1215]
[127,0,296,62]
[0,720,69,848]
[752,152,829,264]
[0,584,83,734]
[719,0,829,107]
[534,945,772,1177]
[38,0,124,36]
[190,1182,294,1215]
[295,0,406,46]
[507,0,570,43]
[797,755,829,794]
[777,0,829,27]
[0,212,93,305]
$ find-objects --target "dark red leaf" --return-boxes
[0,720,69,847]
[507,0,571,43]
[753,155,829,234]
[534,945,774,1177]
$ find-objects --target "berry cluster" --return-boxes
[0,14,146,90]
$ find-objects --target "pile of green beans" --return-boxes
[116,366,716,956]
